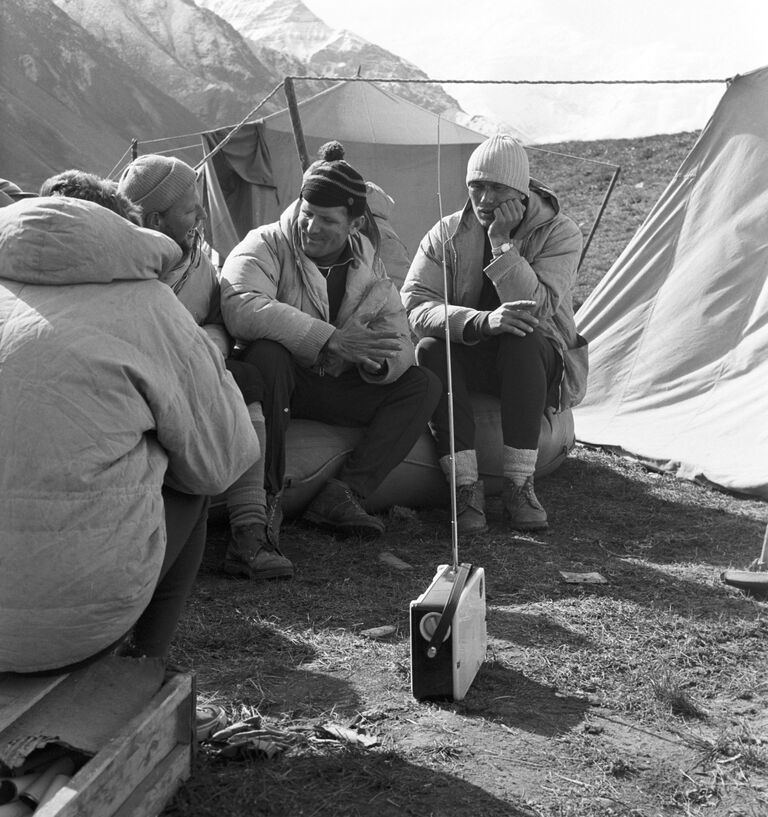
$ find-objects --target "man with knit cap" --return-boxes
[119,154,293,580]
[402,135,588,533]
[219,155,441,538]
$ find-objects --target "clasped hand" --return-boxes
[325,321,402,370]
[485,301,538,336]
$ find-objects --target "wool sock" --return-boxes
[439,449,479,487]
[226,402,268,529]
[503,446,538,487]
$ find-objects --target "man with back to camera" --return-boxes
[219,154,441,538]
[118,154,293,580]
[401,135,588,535]
[0,193,259,673]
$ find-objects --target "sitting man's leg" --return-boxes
[129,486,209,659]
[416,337,488,535]
[224,341,293,579]
[294,365,441,537]
[495,330,562,530]
[222,357,293,580]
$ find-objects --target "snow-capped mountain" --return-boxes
[2,0,514,190]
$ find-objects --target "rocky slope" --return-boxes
[51,0,283,125]
[2,0,505,190]
[195,0,467,118]
[0,0,205,190]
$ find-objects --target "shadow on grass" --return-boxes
[543,448,767,570]
[171,746,539,817]
[489,608,592,649]
[461,660,590,736]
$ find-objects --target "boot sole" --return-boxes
[223,561,294,580]
[302,512,384,539]
[504,518,549,532]
[457,522,489,536]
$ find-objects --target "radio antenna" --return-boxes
[436,115,460,572]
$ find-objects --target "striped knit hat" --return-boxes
[466,135,530,196]
[301,159,367,217]
[117,154,197,215]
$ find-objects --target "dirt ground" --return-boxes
[170,445,768,817]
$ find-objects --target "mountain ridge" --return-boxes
[2,0,521,190]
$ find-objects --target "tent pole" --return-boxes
[578,164,620,272]
[283,77,311,171]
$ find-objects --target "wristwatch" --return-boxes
[492,241,513,257]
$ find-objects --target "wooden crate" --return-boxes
[0,664,194,817]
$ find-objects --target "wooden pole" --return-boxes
[283,77,310,171]
[579,164,620,272]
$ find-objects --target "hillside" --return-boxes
[51,0,283,125]
[2,0,525,191]
[0,0,205,191]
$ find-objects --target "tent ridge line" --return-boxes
[286,75,730,86]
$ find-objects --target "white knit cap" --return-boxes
[466,135,530,196]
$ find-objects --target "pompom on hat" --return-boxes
[117,154,197,215]
[466,135,530,196]
[301,158,367,218]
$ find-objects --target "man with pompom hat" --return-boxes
[219,152,440,539]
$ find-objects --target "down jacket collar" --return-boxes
[0,196,182,286]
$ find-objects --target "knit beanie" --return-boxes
[466,135,530,196]
[117,154,197,215]
[301,159,367,218]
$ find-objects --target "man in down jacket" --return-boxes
[118,154,293,582]
[401,135,588,535]
[220,156,440,538]
[0,196,259,674]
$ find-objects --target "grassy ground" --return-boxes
[165,130,768,817]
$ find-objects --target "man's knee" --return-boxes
[241,339,293,382]
[415,336,447,373]
[498,327,547,356]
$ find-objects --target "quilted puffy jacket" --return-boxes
[0,197,259,672]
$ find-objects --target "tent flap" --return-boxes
[574,65,768,500]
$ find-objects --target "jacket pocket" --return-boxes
[561,333,589,410]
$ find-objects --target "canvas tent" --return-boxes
[574,65,768,500]
[200,80,485,261]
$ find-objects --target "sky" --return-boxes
[302,0,766,142]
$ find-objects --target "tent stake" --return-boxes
[283,77,311,171]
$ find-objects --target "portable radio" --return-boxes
[410,563,487,701]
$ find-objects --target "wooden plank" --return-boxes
[0,673,69,735]
[33,673,193,817]
[110,744,191,817]
[36,745,191,817]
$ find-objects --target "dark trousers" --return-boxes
[416,329,562,456]
[131,486,209,659]
[241,339,441,498]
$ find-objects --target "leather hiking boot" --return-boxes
[502,477,548,531]
[456,480,487,535]
[224,523,294,580]
[303,478,385,538]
